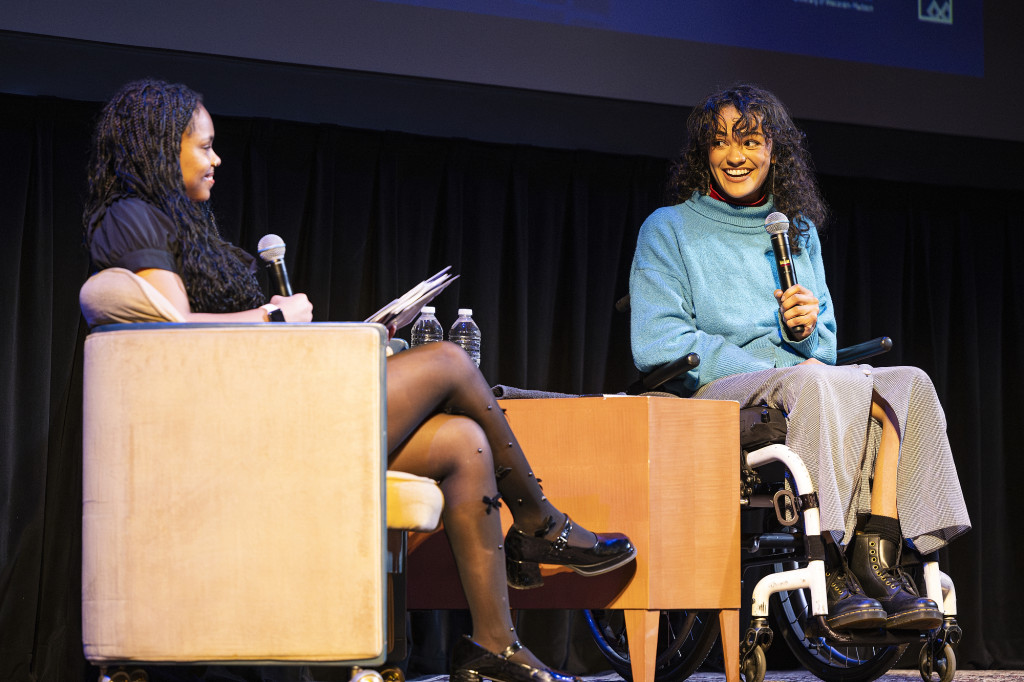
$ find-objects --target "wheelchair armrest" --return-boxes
[640,352,700,392]
[836,336,892,365]
[629,336,889,395]
[618,293,699,393]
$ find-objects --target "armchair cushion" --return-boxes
[386,471,443,532]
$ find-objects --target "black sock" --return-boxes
[863,514,902,547]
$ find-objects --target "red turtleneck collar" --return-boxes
[708,184,768,207]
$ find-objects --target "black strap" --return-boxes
[805,534,826,562]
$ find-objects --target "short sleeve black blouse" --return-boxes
[89,197,180,274]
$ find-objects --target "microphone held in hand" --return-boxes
[764,212,803,336]
[257,233,293,297]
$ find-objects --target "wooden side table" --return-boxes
[408,395,740,682]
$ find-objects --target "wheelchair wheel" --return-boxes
[770,564,906,682]
[583,609,719,682]
[919,641,956,682]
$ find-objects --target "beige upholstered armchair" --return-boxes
[80,268,443,677]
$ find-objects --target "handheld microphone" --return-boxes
[764,212,803,335]
[257,234,293,297]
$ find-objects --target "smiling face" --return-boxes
[708,104,774,203]
[179,104,220,201]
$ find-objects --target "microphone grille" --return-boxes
[764,212,790,235]
[257,234,286,262]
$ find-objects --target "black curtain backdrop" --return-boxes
[1,91,1021,681]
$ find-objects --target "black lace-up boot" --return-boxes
[823,564,887,629]
[849,532,942,630]
[823,540,886,630]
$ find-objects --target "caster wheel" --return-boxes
[380,666,404,682]
[740,645,766,682]
[919,642,956,682]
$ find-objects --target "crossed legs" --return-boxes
[388,412,532,661]
[384,341,599,667]
[386,341,600,544]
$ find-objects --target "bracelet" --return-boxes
[260,303,286,322]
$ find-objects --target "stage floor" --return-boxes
[409,671,1023,682]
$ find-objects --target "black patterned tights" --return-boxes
[385,341,593,664]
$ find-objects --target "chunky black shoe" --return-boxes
[823,563,887,630]
[503,514,636,589]
[850,532,943,630]
[450,636,579,682]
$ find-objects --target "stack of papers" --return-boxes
[364,266,459,329]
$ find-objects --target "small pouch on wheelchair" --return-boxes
[739,405,788,452]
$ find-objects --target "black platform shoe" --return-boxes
[449,635,580,682]
[823,562,887,630]
[503,514,636,589]
[850,532,942,630]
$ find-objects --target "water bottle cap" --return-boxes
[421,306,435,314]
[458,308,473,316]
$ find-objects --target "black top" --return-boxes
[89,197,180,274]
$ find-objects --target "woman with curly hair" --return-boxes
[84,79,636,682]
[629,84,969,632]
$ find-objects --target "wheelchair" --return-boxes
[584,335,962,682]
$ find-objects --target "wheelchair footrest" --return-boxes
[803,615,952,645]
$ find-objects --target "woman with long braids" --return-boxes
[84,79,636,682]
[629,84,969,632]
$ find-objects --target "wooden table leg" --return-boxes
[718,609,739,682]
[624,609,659,682]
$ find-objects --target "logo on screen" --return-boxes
[919,0,953,24]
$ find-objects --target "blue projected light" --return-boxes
[374,0,983,77]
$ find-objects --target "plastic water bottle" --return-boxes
[410,306,444,347]
[449,308,481,366]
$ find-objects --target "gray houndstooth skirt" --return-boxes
[693,364,970,554]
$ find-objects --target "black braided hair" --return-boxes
[667,83,828,253]
[83,79,264,313]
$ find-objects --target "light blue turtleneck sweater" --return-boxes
[629,191,837,392]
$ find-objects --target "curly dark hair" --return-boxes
[667,83,827,252]
[83,78,264,313]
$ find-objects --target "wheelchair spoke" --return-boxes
[658,611,698,663]
[584,609,719,682]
